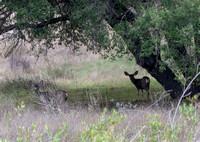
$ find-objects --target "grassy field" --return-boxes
[0,46,199,142]
[0,48,163,107]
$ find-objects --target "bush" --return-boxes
[81,108,127,142]
[137,103,199,142]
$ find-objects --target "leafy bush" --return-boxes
[137,103,200,142]
[81,108,127,142]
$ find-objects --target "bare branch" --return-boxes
[0,5,6,12]
[0,11,12,27]
[171,71,200,129]
[4,34,20,58]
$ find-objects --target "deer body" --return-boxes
[124,71,150,100]
[34,89,68,104]
[30,80,68,110]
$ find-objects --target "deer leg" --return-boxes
[141,89,143,96]
[137,89,139,96]
[146,89,150,101]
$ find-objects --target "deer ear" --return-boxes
[134,71,138,76]
[124,71,129,76]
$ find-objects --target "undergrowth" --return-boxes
[0,99,199,142]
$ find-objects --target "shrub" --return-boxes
[81,108,127,142]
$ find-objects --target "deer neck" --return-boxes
[130,77,136,84]
[34,89,41,96]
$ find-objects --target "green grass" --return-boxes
[0,57,163,107]
[59,77,163,106]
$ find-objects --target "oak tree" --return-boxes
[0,0,200,98]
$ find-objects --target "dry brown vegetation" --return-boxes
[1,101,200,141]
[0,44,200,142]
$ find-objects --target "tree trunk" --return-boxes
[128,37,200,99]
[106,1,186,98]
[129,47,183,99]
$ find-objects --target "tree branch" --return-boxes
[0,14,69,35]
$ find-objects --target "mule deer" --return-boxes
[124,71,150,100]
[29,80,68,111]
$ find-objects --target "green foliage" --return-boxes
[15,101,26,117]
[179,103,199,141]
[137,103,199,142]
[137,134,146,142]
[2,0,56,46]
[163,124,181,142]
[81,108,127,142]
[1,0,127,58]
[114,0,200,82]
[16,122,68,142]
[45,124,68,142]
[179,103,197,124]
[3,0,55,23]
[0,140,9,142]
[148,114,162,142]
[186,95,200,108]
[17,122,38,142]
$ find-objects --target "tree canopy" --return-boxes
[0,0,200,98]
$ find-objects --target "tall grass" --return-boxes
[0,98,199,142]
[0,46,184,141]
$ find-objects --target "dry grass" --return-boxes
[0,99,200,142]
[1,44,198,141]
[0,106,99,141]
[0,44,144,86]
